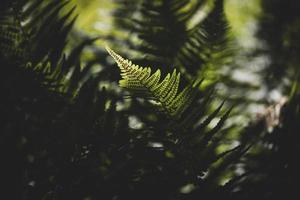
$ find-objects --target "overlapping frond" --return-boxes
[112,0,232,79]
[0,0,98,98]
[106,45,200,118]
[0,8,25,60]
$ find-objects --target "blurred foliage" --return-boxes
[65,0,115,36]
[1,0,300,199]
[225,0,261,47]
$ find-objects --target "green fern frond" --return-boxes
[106,45,200,118]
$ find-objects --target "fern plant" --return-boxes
[106,45,201,118]
[0,1,269,200]
[111,0,233,81]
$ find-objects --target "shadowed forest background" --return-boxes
[1,0,300,199]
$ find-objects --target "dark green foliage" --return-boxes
[112,0,233,82]
[0,1,243,199]
[224,1,300,199]
[226,91,300,200]
[1,0,300,200]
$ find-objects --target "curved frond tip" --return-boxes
[106,45,200,118]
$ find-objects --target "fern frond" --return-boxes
[106,45,200,118]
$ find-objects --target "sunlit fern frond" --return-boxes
[106,45,200,118]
